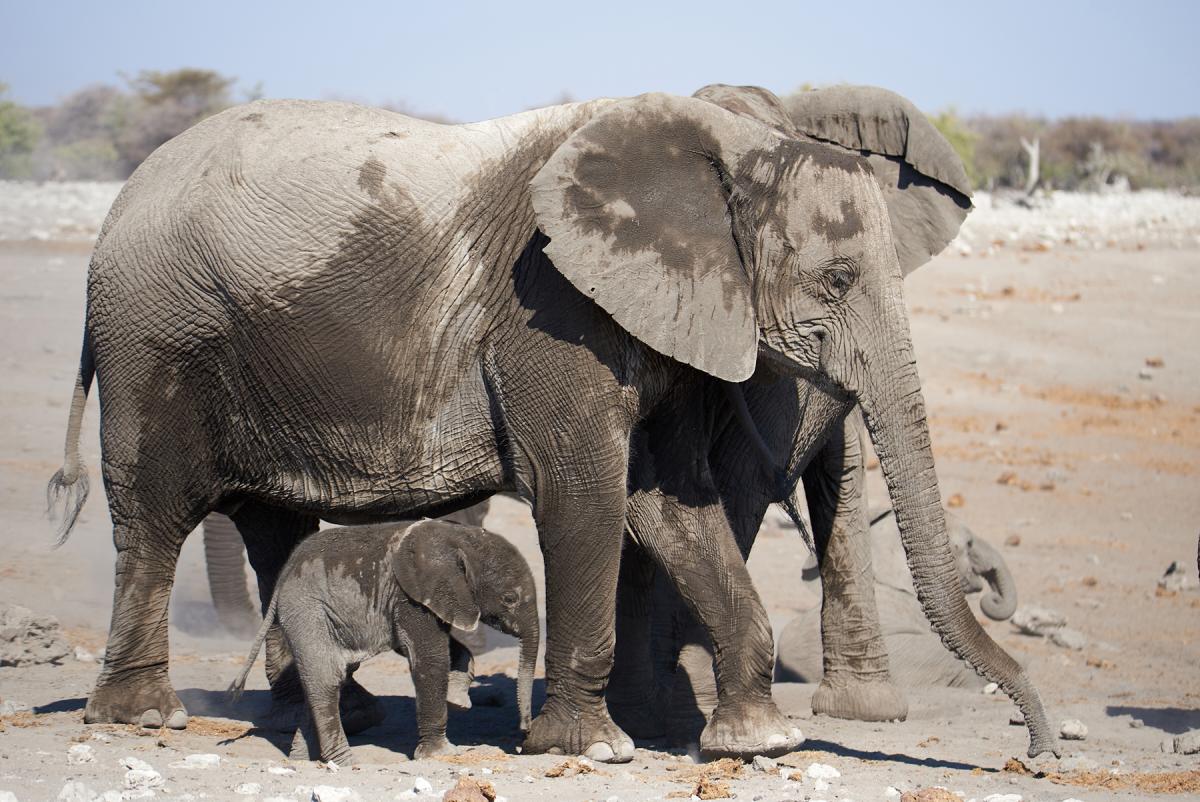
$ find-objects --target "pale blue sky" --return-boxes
[2,0,1196,120]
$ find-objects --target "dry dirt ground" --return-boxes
[1,196,1199,800]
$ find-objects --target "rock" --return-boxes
[169,754,221,769]
[0,699,27,715]
[57,782,99,801]
[983,682,999,694]
[235,783,262,795]
[442,777,496,802]
[900,790,957,802]
[74,646,100,663]
[0,603,72,666]
[1159,561,1193,592]
[1050,628,1087,650]
[120,757,154,773]
[1129,718,1144,728]
[397,777,436,798]
[121,757,162,793]
[1161,738,1175,753]
[1173,730,1200,754]
[0,792,17,802]
[310,787,361,802]
[884,788,901,800]
[67,744,96,765]
[1009,712,1026,726]
[805,762,840,780]
[1138,368,1154,380]
[267,765,296,775]
[1058,753,1099,772]
[751,755,777,773]
[1011,605,1067,636]
[982,795,1023,802]
[1060,719,1088,740]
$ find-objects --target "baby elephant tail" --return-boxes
[228,590,279,703]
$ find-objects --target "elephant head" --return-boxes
[391,520,540,732]
[947,512,1018,621]
[531,87,1053,756]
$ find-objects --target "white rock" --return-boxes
[122,791,156,801]
[75,646,98,663]
[983,795,1023,802]
[412,777,433,794]
[0,791,16,802]
[983,682,999,694]
[58,782,99,802]
[265,798,297,802]
[805,762,840,780]
[310,787,360,802]
[1011,605,1067,636]
[814,778,830,792]
[235,783,262,795]
[119,757,154,773]
[268,766,297,775]
[884,788,901,800]
[122,769,162,792]
[480,767,492,775]
[90,732,112,743]
[99,793,123,802]
[1050,628,1087,651]
[68,744,96,765]
[1060,719,1088,740]
[169,754,221,770]
[522,776,535,784]
[751,755,777,773]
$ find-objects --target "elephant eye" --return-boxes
[822,258,858,299]
[501,590,519,608]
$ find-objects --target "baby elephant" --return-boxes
[230,519,539,764]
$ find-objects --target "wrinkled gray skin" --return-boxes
[202,501,490,734]
[229,518,538,764]
[607,85,1054,757]
[47,87,1056,761]
[775,505,1018,691]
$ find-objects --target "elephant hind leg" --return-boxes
[86,501,214,729]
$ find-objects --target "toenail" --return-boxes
[139,709,163,729]
[165,710,188,729]
[585,742,615,762]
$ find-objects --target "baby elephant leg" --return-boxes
[446,635,476,711]
[290,642,354,765]
[404,619,455,759]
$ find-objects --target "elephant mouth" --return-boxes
[754,343,851,399]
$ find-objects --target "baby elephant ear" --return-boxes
[391,521,481,632]
[531,92,773,384]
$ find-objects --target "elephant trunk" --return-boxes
[972,538,1018,621]
[516,615,539,732]
[202,513,261,638]
[858,340,1057,758]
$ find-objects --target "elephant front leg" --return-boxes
[635,490,801,759]
[804,416,907,722]
[407,622,455,759]
[521,474,634,762]
[446,636,475,711]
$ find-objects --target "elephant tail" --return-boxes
[47,329,95,547]
[228,586,279,703]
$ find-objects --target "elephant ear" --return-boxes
[530,92,778,383]
[390,520,480,632]
[785,85,973,274]
[693,84,798,137]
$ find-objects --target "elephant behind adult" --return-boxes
[607,84,1031,741]
[774,506,1019,689]
[48,91,1056,760]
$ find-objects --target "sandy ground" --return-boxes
[1,187,1199,801]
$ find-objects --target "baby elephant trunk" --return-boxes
[517,618,540,732]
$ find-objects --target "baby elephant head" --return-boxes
[946,512,1017,621]
[390,519,540,731]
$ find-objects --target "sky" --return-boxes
[2,0,1197,121]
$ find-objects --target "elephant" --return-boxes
[46,87,1058,761]
[229,518,538,764]
[605,84,1043,747]
[202,504,492,735]
[774,505,1018,691]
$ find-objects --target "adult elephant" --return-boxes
[47,89,1056,760]
[607,85,1038,744]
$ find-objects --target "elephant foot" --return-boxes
[523,697,635,763]
[414,736,457,760]
[340,678,386,736]
[289,728,355,766]
[84,669,188,730]
[699,698,803,760]
[608,697,666,740]
[812,676,908,722]
[447,669,473,711]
